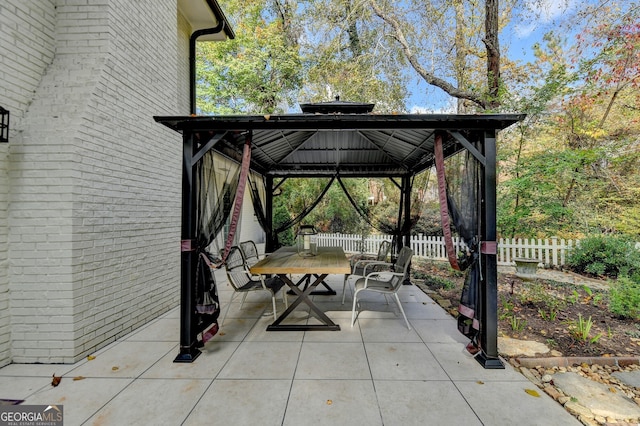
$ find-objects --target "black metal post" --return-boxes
[265,176,274,253]
[476,130,504,369]
[174,132,201,363]
[402,175,412,283]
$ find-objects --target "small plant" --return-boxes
[625,324,640,339]
[538,308,557,321]
[567,289,580,305]
[499,295,515,320]
[567,314,602,343]
[510,315,526,332]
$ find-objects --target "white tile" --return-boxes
[217,317,259,341]
[85,378,210,425]
[23,377,133,426]
[426,342,524,382]
[375,380,482,426]
[217,341,301,379]
[296,342,370,380]
[352,301,405,321]
[455,380,581,425]
[304,317,362,342]
[0,363,75,378]
[284,380,382,426]
[0,377,50,400]
[124,318,179,342]
[396,284,432,303]
[402,300,452,319]
[412,319,470,344]
[141,340,240,379]
[185,379,290,426]
[359,318,422,343]
[365,342,448,381]
[243,317,305,342]
[67,341,176,378]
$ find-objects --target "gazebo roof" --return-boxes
[154,112,524,178]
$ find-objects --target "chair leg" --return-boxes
[220,292,237,326]
[270,294,278,321]
[240,292,248,310]
[342,274,349,305]
[350,290,360,327]
[393,293,411,330]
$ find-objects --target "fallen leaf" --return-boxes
[326,400,332,405]
[476,380,484,385]
[112,366,119,371]
[608,387,617,393]
[51,374,62,387]
[87,355,96,361]
[219,332,226,336]
[73,376,85,381]
[524,389,540,397]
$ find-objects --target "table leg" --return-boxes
[287,274,336,296]
[267,273,340,331]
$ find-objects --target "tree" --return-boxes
[298,0,409,112]
[196,0,302,114]
[368,0,509,110]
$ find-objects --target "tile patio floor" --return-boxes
[0,271,579,425]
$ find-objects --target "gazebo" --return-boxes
[155,102,524,369]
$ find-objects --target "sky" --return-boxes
[408,0,581,113]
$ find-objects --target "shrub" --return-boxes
[609,276,640,320]
[566,235,640,279]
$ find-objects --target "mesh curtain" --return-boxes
[440,149,482,343]
[192,149,241,336]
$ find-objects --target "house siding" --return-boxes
[0,0,194,365]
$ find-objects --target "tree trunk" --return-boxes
[484,0,500,109]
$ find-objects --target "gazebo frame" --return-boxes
[155,109,524,369]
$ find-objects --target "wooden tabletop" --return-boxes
[250,246,351,275]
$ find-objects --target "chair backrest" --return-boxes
[240,240,260,266]
[388,246,413,290]
[223,246,251,291]
[376,240,392,261]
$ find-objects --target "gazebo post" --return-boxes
[174,132,201,363]
[265,176,275,253]
[476,130,504,369]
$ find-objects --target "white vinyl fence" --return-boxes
[316,233,640,267]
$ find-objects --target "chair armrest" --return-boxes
[360,261,392,275]
[362,271,404,289]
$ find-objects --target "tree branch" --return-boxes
[369,0,488,109]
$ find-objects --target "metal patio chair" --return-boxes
[220,246,287,324]
[342,240,392,304]
[350,246,413,330]
[239,240,264,267]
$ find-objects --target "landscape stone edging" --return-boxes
[516,356,640,369]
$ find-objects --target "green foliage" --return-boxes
[417,274,455,291]
[196,0,302,114]
[567,314,602,344]
[566,235,640,279]
[609,276,640,320]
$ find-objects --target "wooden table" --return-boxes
[250,246,351,331]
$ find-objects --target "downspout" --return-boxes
[189,21,226,114]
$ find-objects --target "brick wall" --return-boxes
[0,0,58,366]
[2,0,190,364]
